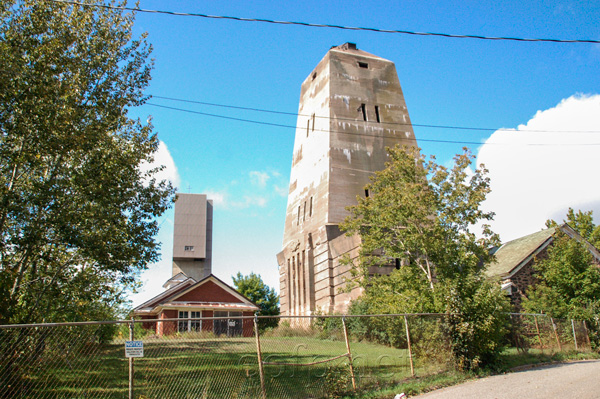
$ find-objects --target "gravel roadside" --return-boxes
[410,360,600,399]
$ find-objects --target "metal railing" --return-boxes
[0,313,596,398]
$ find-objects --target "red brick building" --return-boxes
[133,273,258,337]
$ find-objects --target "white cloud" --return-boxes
[249,171,270,188]
[273,184,288,197]
[203,190,268,209]
[477,94,600,242]
[140,140,180,189]
[205,190,227,207]
[129,216,174,307]
[232,195,268,208]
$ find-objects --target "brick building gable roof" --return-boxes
[133,274,258,315]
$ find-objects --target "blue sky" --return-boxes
[128,1,600,306]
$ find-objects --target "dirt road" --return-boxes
[411,360,600,399]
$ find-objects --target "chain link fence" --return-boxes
[508,313,593,353]
[0,313,597,398]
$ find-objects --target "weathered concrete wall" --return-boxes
[172,194,213,281]
[278,43,418,316]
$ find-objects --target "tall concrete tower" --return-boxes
[172,193,213,282]
[277,43,418,316]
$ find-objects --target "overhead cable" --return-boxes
[152,95,600,134]
[146,103,600,146]
[48,0,600,44]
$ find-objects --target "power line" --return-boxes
[145,103,600,146]
[49,0,600,45]
[151,95,600,134]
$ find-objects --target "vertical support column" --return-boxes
[303,250,310,315]
[286,259,291,316]
[299,253,305,315]
[293,255,299,316]
[571,319,579,351]
[551,318,562,352]
[254,315,267,399]
[533,315,544,353]
[342,316,356,391]
[404,315,414,377]
[129,318,134,399]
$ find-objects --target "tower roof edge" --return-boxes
[329,42,387,61]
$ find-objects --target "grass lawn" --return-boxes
[19,334,439,399]
[15,332,597,399]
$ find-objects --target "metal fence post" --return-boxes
[341,316,356,391]
[254,314,267,399]
[403,315,415,377]
[550,317,562,352]
[571,319,578,351]
[129,318,134,399]
[533,315,544,352]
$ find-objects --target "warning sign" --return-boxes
[125,341,144,358]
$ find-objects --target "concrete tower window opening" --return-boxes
[365,189,369,198]
[311,113,315,131]
[184,245,194,252]
[302,250,306,309]
[303,201,307,221]
[306,119,310,137]
[375,105,381,123]
[297,205,301,225]
[297,253,303,312]
[290,257,294,311]
[309,196,313,216]
[287,258,291,303]
[358,61,369,69]
[359,103,367,121]
[292,255,297,312]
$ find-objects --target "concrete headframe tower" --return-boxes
[172,193,213,282]
[277,43,418,316]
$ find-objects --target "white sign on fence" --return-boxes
[125,341,144,358]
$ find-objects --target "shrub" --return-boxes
[440,276,510,370]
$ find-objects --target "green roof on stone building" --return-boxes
[485,227,557,278]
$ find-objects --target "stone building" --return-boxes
[277,43,418,316]
[485,224,600,308]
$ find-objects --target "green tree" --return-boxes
[0,0,175,325]
[522,209,600,322]
[341,145,510,369]
[233,272,279,330]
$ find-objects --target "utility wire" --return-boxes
[146,103,600,146]
[49,0,600,44]
[152,95,600,134]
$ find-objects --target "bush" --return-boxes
[440,276,510,370]
[261,320,316,338]
[313,315,345,341]
[322,365,352,399]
